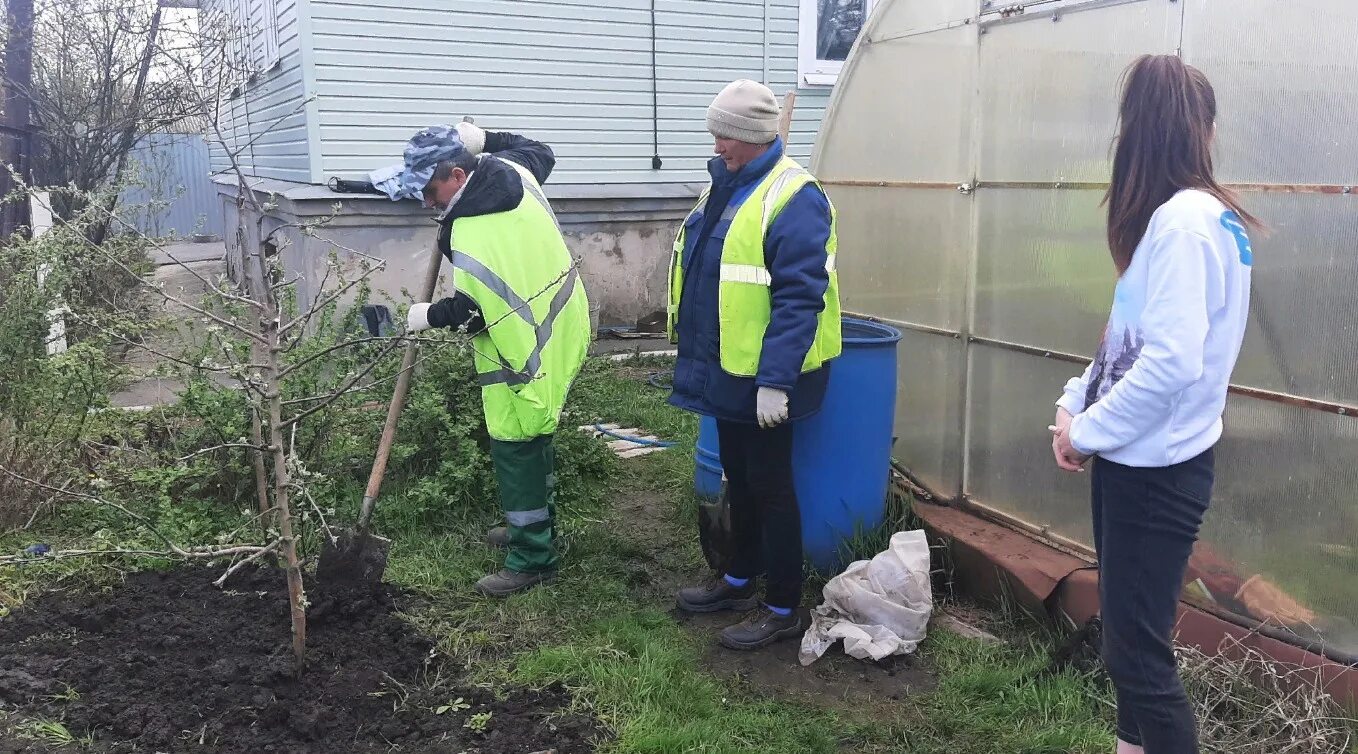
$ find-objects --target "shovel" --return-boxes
[316,234,446,585]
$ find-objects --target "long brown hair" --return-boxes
[1104,54,1260,274]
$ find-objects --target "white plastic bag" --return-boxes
[799,530,933,666]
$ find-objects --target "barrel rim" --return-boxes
[842,316,903,346]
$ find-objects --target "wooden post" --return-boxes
[778,91,797,146]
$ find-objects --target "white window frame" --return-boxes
[798,0,875,87]
[257,0,280,73]
[213,0,281,98]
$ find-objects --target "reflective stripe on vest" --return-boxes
[720,256,837,287]
[505,507,551,527]
[471,265,581,387]
[505,159,563,233]
[666,155,841,376]
[451,158,580,387]
[447,159,589,442]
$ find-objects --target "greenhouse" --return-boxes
[815,0,1358,660]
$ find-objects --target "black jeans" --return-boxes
[716,419,803,609]
[1093,449,1214,754]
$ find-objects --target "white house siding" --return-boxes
[307,0,830,189]
[203,0,315,183]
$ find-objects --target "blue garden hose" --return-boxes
[647,369,674,389]
[592,423,676,448]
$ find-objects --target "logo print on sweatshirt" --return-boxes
[1084,326,1145,410]
[1220,210,1253,266]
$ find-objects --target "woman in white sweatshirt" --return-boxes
[1050,55,1260,754]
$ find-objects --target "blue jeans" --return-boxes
[1092,449,1214,753]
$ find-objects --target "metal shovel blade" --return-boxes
[314,181,455,588]
[316,529,392,585]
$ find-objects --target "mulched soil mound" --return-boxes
[0,566,603,753]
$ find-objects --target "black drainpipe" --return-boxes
[650,0,663,169]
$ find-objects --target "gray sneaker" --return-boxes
[719,608,803,650]
[486,526,510,548]
[475,568,556,597]
[676,575,759,614]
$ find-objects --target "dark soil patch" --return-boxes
[0,566,603,753]
[678,609,937,704]
[610,479,939,706]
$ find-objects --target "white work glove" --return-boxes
[755,387,790,429]
[455,121,487,156]
[406,302,432,333]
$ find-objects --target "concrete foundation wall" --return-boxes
[217,180,689,328]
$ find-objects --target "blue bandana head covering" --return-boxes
[370,125,468,201]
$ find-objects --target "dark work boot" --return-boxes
[475,568,556,597]
[676,575,758,614]
[486,526,510,549]
[719,608,803,650]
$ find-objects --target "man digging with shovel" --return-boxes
[405,122,591,597]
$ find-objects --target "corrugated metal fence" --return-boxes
[119,133,222,239]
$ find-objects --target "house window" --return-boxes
[798,0,874,87]
[257,0,280,72]
[204,0,280,97]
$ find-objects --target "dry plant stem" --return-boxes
[277,256,385,335]
[0,541,282,569]
[63,310,247,374]
[25,190,266,345]
[0,549,192,566]
[276,334,427,381]
[1178,634,1355,754]
[278,337,408,430]
[263,313,308,674]
[176,442,271,464]
[249,404,272,519]
[86,198,262,311]
[215,506,283,548]
[282,336,469,410]
[213,540,282,587]
[295,484,337,544]
[0,464,270,559]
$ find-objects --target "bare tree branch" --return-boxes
[279,337,408,429]
[213,540,282,587]
[177,442,272,463]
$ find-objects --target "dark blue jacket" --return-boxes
[669,138,833,423]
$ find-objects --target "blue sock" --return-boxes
[723,574,749,588]
[766,604,793,617]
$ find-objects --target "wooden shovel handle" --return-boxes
[356,117,475,532]
[357,238,445,532]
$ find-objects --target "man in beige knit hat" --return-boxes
[666,79,842,650]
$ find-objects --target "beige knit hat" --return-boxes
[706,80,780,144]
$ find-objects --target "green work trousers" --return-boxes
[489,434,558,573]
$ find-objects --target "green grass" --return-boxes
[11,718,94,748]
[893,629,1113,754]
[513,611,846,753]
[2,355,1124,753]
[379,358,1118,753]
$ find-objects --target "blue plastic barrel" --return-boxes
[693,317,902,572]
[694,436,724,500]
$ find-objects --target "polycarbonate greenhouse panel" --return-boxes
[972,188,1114,355]
[1231,193,1358,405]
[977,0,1181,182]
[868,0,975,38]
[815,23,975,183]
[964,344,1095,543]
[892,330,966,496]
[829,185,972,330]
[1182,0,1358,186]
[1202,394,1358,653]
